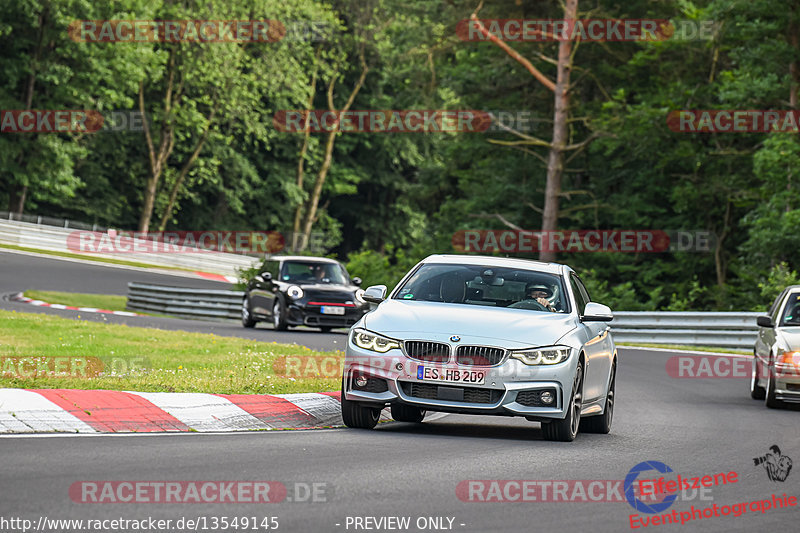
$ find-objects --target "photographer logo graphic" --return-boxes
[753,445,793,482]
[624,461,678,514]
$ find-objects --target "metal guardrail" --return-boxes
[610,311,760,350]
[0,218,259,276]
[127,282,245,319]
[124,284,762,349]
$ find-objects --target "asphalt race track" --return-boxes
[0,250,347,351]
[1,348,798,532]
[1,250,799,532]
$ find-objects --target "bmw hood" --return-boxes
[777,328,800,350]
[364,299,579,347]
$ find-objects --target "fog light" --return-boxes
[540,391,553,404]
[355,375,368,387]
[395,363,403,371]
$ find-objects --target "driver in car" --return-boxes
[525,284,556,312]
[313,265,328,283]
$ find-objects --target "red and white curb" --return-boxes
[0,389,390,433]
[9,292,140,317]
[193,272,238,283]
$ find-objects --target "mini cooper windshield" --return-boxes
[393,263,570,313]
[281,260,349,285]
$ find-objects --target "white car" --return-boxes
[752,285,800,407]
[341,255,617,441]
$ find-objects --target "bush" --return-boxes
[345,246,420,290]
[758,262,800,308]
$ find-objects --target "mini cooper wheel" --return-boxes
[341,380,381,429]
[765,357,785,409]
[272,296,288,331]
[390,404,426,423]
[580,361,615,434]
[750,355,766,400]
[241,296,256,328]
[542,362,583,442]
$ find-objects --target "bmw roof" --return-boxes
[419,254,567,274]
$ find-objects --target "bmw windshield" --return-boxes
[392,263,570,313]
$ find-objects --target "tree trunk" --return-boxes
[300,124,337,248]
[539,0,578,262]
[714,200,731,288]
[292,59,320,251]
[8,186,27,215]
[138,49,177,233]
[157,103,217,231]
[9,9,46,216]
[296,52,368,251]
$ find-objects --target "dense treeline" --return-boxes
[2,0,800,310]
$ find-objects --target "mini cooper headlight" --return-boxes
[287,285,304,299]
[352,328,400,353]
[355,289,366,304]
[510,346,572,366]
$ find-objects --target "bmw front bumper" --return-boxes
[773,362,800,403]
[343,339,579,421]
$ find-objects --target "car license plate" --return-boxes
[416,365,485,385]
[320,306,345,315]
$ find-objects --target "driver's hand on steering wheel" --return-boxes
[536,297,555,311]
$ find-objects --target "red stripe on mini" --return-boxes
[307,302,355,307]
[33,389,190,432]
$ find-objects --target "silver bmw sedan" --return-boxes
[752,285,800,408]
[341,254,617,441]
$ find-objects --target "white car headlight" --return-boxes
[287,285,304,299]
[352,328,400,353]
[510,346,571,365]
[355,289,366,304]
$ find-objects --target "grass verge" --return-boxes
[24,290,129,312]
[617,342,750,355]
[0,309,342,394]
[0,243,189,272]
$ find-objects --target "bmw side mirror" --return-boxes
[757,315,774,328]
[352,277,362,286]
[581,302,613,322]
[363,285,387,304]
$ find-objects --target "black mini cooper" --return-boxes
[242,256,369,332]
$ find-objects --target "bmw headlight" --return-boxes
[287,285,304,299]
[352,328,400,353]
[510,346,572,365]
[355,289,366,304]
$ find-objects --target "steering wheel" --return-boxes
[509,299,548,311]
